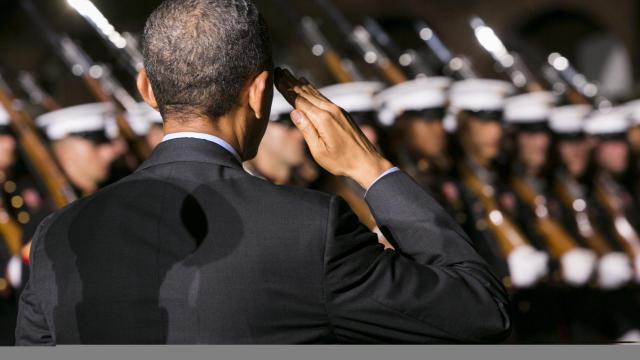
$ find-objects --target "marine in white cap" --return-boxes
[550,104,593,179]
[585,108,632,178]
[550,105,634,290]
[374,77,462,218]
[36,103,122,195]
[452,80,549,289]
[244,90,307,186]
[581,107,640,341]
[504,91,556,177]
[585,108,640,284]
[451,79,513,170]
[319,82,386,148]
[375,78,451,174]
[505,93,598,287]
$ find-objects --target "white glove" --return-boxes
[6,255,23,289]
[508,245,549,288]
[561,248,597,286]
[597,252,633,289]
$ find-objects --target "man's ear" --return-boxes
[248,70,272,119]
[137,69,159,109]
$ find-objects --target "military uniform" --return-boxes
[567,108,640,342]
[374,77,466,220]
[0,105,55,344]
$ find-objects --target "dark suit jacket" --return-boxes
[15,138,510,344]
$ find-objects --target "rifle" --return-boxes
[363,18,433,78]
[593,174,640,281]
[510,177,582,259]
[546,52,611,109]
[459,164,531,257]
[413,20,477,80]
[272,0,363,83]
[469,16,544,93]
[22,0,151,163]
[67,0,144,77]
[0,73,78,209]
[18,72,61,112]
[313,0,408,85]
[468,17,593,107]
[0,185,22,257]
[540,64,591,105]
[554,173,614,256]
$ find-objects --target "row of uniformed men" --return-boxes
[2,76,640,342]
[267,77,640,342]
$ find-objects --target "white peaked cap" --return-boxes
[504,92,557,124]
[507,245,549,288]
[597,252,633,289]
[123,102,164,137]
[36,102,115,141]
[0,105,10,126]
[561,248,597,286]
[449,79,514,113]
[584,107,631,136]
[374,77,451,126]
[549,104,593,134]
[319,82,385,113]
[624,99,640,125]
[450,78,515,96]
[270,88,294,121]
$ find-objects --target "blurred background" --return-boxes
[1,0,639,102]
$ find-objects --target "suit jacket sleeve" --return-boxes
[15,214,56,346]
[323,171,511,343]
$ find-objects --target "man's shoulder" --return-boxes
[44,169,338,231]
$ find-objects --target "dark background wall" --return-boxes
[0,0,638,106]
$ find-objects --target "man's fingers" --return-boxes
[290,110,321,149]
[294,89,341,116]
[274,67,298,106]
[293,94,334,130]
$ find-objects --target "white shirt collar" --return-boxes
[162,132,242,163]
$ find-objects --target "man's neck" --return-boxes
[163,113,244,160]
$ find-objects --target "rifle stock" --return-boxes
[594,176,640,260]
[460,165,530,256]
[313,0,408,84]
[511,178,579,258]
[298,16,359,83]
[554,177,612,256]
[0,200,22,256]
[0,76,77,209]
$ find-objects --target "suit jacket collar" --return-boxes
[136,137,244,172]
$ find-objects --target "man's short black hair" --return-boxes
[143,0,272,120]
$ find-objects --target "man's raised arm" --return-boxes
[275,68,511,343]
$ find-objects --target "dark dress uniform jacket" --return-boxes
[15,138,510,344]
